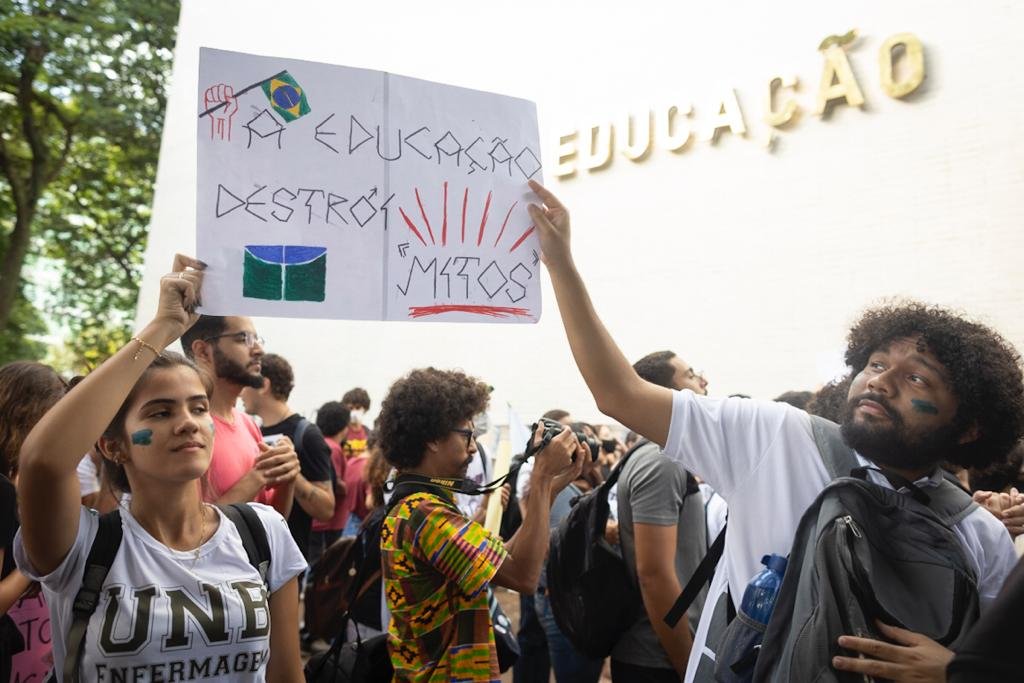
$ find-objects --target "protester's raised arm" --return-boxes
[529,181,673,446]
[17,255,205,575]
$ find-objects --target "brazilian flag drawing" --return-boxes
[243,245,326,302]
[261,71,311,122]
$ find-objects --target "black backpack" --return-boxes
[57,503,270,683]
[545,442,647,659]
[305,481,441,683]
[695,416,981,683]
[304,506,387,641]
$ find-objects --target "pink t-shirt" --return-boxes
[312,439,347,533]
[9,592,51,681]
[343,456,369,521]
[205,408,271,504]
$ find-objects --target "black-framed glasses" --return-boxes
[204,331,265,348]
[451,428,475,448]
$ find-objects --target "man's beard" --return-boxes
[213,346,263,389]
[839,392,960,472]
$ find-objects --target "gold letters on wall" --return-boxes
[814,45,865,116]
[879,33,925,98]
[554,31,926,178]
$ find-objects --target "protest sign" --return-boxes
[197,48,543,322]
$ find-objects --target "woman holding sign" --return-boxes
[14,255,306,682]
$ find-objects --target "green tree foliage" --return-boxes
[0,0,179,367]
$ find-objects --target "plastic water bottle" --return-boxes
[739,554,788,624]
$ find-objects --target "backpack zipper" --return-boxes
[842,515,862,538]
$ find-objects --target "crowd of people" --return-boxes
[0,182,1023,682]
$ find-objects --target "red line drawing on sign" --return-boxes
[461,188,469,244]
[442,181,448,246]
[399,207,427,246]
[408,304,531,319]
[414,188,436,245]
[494,201,517,247]
[476,191,492,247]
[203,83,239,141]
[399,183,534,252]
[508,225,535,253]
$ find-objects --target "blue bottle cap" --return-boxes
[761,553,788,575]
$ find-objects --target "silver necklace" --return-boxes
[191,504,209,566]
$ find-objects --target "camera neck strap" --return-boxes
[385,468,516,497]
[385,432,563,498]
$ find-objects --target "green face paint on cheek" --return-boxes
[209,420,215,435]
[130,429,153,445]
[911,399,939,415]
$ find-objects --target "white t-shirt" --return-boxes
[76,455,100,497]
[15,503,306,682]
[664,390,1018,683]
[698,483,728,548]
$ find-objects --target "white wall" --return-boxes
[139,0,1024,424]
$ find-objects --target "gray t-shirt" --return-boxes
[612,441,708,669]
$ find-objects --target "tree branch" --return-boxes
[17,46,47,201]
[0,136,25,214]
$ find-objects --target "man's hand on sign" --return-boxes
[528,180,572,269]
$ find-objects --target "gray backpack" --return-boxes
[700,416,980,683]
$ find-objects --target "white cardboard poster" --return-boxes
[196,47,542,322]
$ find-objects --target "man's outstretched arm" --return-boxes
[529,180,673,446]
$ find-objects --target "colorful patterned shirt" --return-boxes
[382,491,508,682]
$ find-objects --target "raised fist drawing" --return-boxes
[204,83,238,141]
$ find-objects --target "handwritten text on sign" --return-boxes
[197,48,542,322]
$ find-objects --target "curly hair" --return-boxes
[365,442,391,509]
[968,441,1024,492]
[377,368,490,470]
[341,387,371,410]
[844,301,1024,469]
[633,350,677,389]
[0,362,67,478]
[807,377,853,423]
[259,353,294,401]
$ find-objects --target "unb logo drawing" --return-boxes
[243,245,326,302]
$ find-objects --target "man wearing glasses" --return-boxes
[377,368,585,682]
[181,315,300,517]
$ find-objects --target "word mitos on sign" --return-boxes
[555,32,925,176]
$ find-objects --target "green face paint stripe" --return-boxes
[131,429,153,445]
[911,399,939,415]
[209,420,215,435]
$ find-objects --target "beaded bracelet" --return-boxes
[130,336,161,361]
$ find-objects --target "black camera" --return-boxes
[529,417,601,463]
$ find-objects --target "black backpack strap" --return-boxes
[809,415,860,479]
[219,503,271,588]
[926,478,979,526]
[292,418,310,458]
[604,438,650,490]
[664,523,727,628]
[65,510,123,683]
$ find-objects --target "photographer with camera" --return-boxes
[377,369,585,682]
[517,419,606,683]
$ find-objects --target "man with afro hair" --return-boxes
[377,367,584,682]
[526,180,1023,683]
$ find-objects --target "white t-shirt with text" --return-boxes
[15,503,306,682]
[664,390,1017,683]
